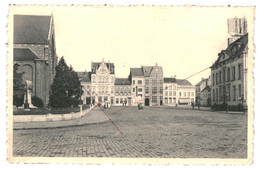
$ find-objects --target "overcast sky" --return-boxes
[11,6,254,85]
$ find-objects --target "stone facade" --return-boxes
[90,59,115,106]
[210,18,248,110]
[13,15,57,106]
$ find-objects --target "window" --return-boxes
[133,88,135,92]
[165,91,168,96]
[173,91,176,96]
[138,88,142,92]
[116,98,119,104]
[152,80,156,85]
[138,94,142,97]
[160,80,163,85]
[120,98,123,104]
[213,73,215,85]
[219,87,222,101]
[213,89,215,101]
[233,85,236,101]
[145,87,149,94]
[164,97,168,104]
[104,96,108,102]
[223,69,226,82]
[152,96,157,103]
[219,71,222,83]
[216,72,218,84]
[152,87,157,94]
[133,80,135,85]
[188,92,190,96]
[138,80,142,85]
[227,85,231,101]
[216,88,218,101]
[232,66,236,81]
[160,87,163,94]
[238,84,242,98]
[238,64,242,80]
[169,97,172,104]
[191,92,194,96]
[227,67,230,81]
[145,80,149,85]
[98,96,102,103]
[169,91,172,96]
[179,92,182,96]
[111,97,114,104]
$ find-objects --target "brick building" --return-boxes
[129,64,164,106]
[13,15,57,106]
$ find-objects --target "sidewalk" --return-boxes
[152,105,246,114]
[13,107,109,129]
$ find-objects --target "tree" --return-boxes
[13,64,25,107]
[49,57,83,108]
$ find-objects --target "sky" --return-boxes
[10,6,254,85]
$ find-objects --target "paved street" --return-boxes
[13,106,247,158]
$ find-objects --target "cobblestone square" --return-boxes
[13,107,247,158]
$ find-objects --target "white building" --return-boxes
[163,78,196,106]
[90,59,115,106]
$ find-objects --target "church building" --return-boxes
[13,15,57,106]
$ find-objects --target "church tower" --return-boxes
[227,17,247,46]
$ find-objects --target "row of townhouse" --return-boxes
[78,59,196,106]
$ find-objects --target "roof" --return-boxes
[176,79,192,86]
[164,77,177,83]
[14,15,51,44]
[201,85,211,93]
[195,78,207,86]
[14,48,39,61]
[77,71,91,82]
[211,33,248,68]
[91,62,115,74]
[130,68,143,77]
[115,78,131,85]
[142,66,153,77]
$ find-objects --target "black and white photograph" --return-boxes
[6,5,255,164]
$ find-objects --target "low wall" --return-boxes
[13,108,89,123]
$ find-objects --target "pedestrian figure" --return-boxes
[192,102,194,110]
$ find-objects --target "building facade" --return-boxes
[129,64,163,106]
[195,76,211,106]
[163,78,195,106]
[129,68,145,106]
[90,59,115,106]
[114,78,132,106]
[13,15,57,106]
[211,18,248,110]
[78,71,91,104]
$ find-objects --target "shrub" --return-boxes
[32,96,44,108]
[13,96,24,107]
